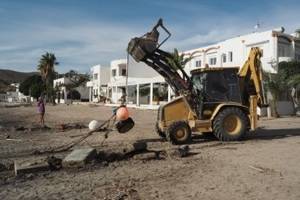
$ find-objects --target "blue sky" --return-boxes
[0,0,299,73]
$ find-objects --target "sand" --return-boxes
[0,104,299,200]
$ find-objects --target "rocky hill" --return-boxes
[0,69,38,84]
[0,69,38,92]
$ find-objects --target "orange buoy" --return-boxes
[116,106,129,121]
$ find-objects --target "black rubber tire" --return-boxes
[213,107,248,141]
[166,121,192,145]
[155,122,166,138]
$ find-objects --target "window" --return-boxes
[121,69,127,76]
[222,54,226,63]
[112,69,116,77]
[228,51,233,62]
[278,46,285,57]
[195,60,201,67]
[209,57,217,65]
[93,73,98,80]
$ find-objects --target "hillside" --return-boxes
[0,69,38,84]
[0,69,38,92]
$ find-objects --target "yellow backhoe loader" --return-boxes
[127,19,267,144]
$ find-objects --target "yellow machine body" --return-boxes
[157,95,258,133]
[157,48,264,140]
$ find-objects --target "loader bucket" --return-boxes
[127,37,157,62]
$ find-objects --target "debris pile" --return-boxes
[9,142,192,177]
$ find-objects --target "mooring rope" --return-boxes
[33,114,117,155]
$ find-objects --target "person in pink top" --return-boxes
[37,97,45,126]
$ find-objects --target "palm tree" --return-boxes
[37,52,59,103]
[166,48,195,70]
[38,52,58,84]
[288,74,300,87]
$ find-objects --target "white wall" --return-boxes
[100,67,110,85]
[53,77,71,86]
[90,64,110,98]
[110,58,159,80]
[184,30,279,73]
[128,57,159,78]
[183,29,300,74]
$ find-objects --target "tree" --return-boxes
[30,84,44,100]
[64,70,89,88]
[278,61,300,80]
[264,61,300,117]
[288,74,300,110]
[37,52,59,103]
[0,80,15,93]
[67,90,81,100]
[166,48,195,70]
[264,73,285,117]
[62,70,89,103]
[288,74,300,87]
[153,83,168,105]
[19,75,44,99]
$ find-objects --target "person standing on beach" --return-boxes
[37,97,45,126]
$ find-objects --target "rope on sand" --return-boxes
[33,114,116,155]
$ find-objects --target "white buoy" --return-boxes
[88,120,100,131]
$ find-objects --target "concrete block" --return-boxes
[123,142,147,154]
[62,148,97,168]
[169,145,190,158]
[14,158,49,176]
[178,145,190,157]
[133,152,159,160]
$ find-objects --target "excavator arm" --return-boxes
[238,47,267,107]
[127,19,202,116]
[127,18,193,96]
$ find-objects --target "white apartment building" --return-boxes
[104,28,299,110]
[184,27,300,74]
[86,64,110,102]
[106,59,173,108]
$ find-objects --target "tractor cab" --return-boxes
[191,67,242,103]
[191,67,243,119]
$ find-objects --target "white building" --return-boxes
[0,83,31,103]
[91,27,300,112]
[86,64,110,102]
[184,27,300,74]
[54,77,89,104]
[53,77,70,104]
[106,59,173,108]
